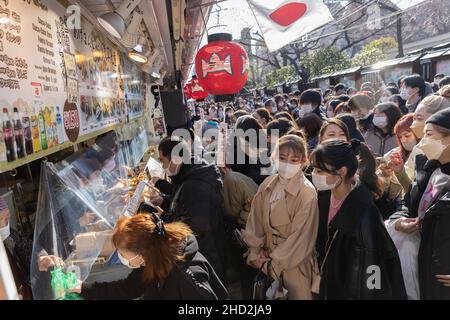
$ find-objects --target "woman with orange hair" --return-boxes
[387,114,421,191]
[72,214,228,300]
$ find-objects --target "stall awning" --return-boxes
[311,73,332,81]
[363,54,420,74]
[399,54,421,64]
[421,49,450,60]
[331,66,362,77]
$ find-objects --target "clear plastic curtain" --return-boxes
[30,131,135,300]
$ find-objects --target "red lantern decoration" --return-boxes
[195,33,249,96]
[186,76,208,101]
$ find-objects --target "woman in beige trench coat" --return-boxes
[244,135,319,300]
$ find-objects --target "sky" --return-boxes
[201,0,428,43]
[192,0,428,74]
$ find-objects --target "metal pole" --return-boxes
[396,12,404,58]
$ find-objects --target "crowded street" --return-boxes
[0,0,449,305]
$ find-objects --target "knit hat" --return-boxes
[439,84,450,98]
[426,108,450,130]
[420,94,450,114]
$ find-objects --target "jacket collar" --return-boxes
[264,171,305,196]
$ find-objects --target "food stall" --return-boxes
[330,66,362,90]
[0,0,186,300]
[420,43,450,82]
[312,73,333,92]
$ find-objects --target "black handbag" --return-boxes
[252,261,273,300]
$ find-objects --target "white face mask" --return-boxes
[416,138,448,160]
[117,251,143,269]
[0,223,10,241]
[312,173,337,191]
[373,116,388,129]
[164,161,179,177]
[326,110,334,118]
[301,104,313,115]
[274,161,301,180]
[400,88,413,101]
[379,96,390,104]
[271,106,278,114]
[402,140,417,152]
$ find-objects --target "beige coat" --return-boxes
[222,171,259,225]
[244,172,319,300]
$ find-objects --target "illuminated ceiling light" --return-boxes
[128,48,151,64]
[97,0,141,39]
[120,9,143,49]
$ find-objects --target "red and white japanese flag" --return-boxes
[247,0,334,52]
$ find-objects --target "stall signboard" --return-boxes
[63,100,79,142]
[383,67,411,85]
[436,60,450,76]
[0,0,147,172]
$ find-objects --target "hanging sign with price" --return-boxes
[63,100,80,143]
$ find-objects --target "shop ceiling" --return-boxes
[67,0,213,89]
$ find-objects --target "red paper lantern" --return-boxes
[186,77,209,101]
[195,33,249,96]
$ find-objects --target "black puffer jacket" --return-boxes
[157,158,226,281]
[389,155,450,299]
[81,236,229,300]
[317,184,407,300]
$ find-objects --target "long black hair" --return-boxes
[310,139,382,198]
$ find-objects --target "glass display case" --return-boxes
[29,129,161,300]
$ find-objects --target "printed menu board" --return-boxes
[0,0,147,170]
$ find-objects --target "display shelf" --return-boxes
[0,117,150,173]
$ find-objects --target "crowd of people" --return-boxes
[2,72,450,300]
[143,72,449,300]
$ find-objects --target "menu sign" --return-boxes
[0,0,148,169]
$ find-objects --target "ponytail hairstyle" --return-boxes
[113,214,193,284]
[310,139,383,198]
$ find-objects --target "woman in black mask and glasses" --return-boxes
[310,139,407,300]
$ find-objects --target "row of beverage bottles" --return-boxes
[2,106,65,162]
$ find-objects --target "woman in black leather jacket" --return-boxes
[310,139,407,300]
[388,109,450,300]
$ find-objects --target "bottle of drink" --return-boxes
[50,106,58,146]
[44,107,53,148]
[38,107,47,150]
[50,268,66,300]
[31,107,41,153]
[3,108,15,162]
[22,109,33,155]
[13,108,25,158]
[0,120,5,162]
[56,106,64,144]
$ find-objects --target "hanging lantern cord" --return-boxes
[199,6,209,37]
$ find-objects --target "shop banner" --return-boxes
[0,0,147,169]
